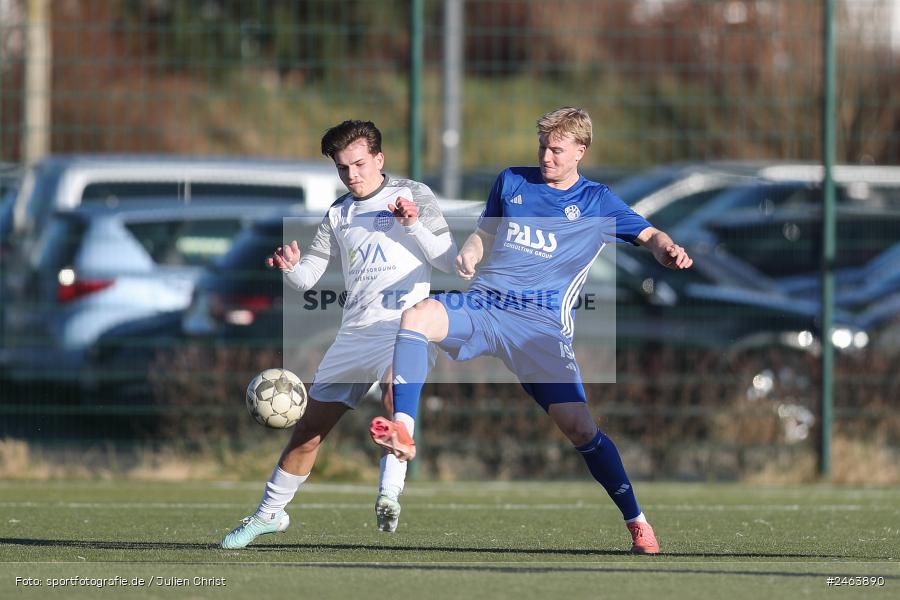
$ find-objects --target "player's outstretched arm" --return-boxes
[267,240,301,270]
[391,196,458,273]
[268,239,330,292]
[636,227,693,270]
[456,228,494,279]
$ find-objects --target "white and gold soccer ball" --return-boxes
[246,368,308,428]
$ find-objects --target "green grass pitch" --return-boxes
[0,480,897,599]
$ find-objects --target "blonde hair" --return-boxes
[536,107,592,148]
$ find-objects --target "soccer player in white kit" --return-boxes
[222,120,456,548]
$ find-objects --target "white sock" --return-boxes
[379,453,407,500]
[625,512,648,524]
[394,412,415,437]
[255,466,309,520]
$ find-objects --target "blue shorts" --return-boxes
[433,291,586,411]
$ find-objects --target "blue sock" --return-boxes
[391,329,430,420]
[576,429,641,520]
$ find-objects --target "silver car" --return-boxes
[0,201,292,384]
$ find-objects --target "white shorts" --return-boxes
[309,320,437,408]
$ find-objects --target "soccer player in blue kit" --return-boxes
[370,107,693,554]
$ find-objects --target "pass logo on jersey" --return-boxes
[505,221,558,253]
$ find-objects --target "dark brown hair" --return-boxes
[320,120,382,159]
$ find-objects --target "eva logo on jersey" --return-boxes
[349,243,388,265]
[504,221,558,255]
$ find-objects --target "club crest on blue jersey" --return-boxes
[564,204,581,221]
[374,210,395,232]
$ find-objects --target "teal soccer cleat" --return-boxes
[221,510,290,549]
[375,495,401,533]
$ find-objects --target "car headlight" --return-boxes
[832,327,869,350]
[779,326,869,354]
[831,327,853,349]
[797,330,815,348]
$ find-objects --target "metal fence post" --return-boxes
[23,0,51,164]
[408,0,423,182]
[441,0,464,199]
[408,0,424,480]
[819,0,837,479]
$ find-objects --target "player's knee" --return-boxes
[289,433,323,454]
[562,422,598,447]
[400,298,441,332]
[286,418,325,453]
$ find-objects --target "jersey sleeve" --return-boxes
[476,170,506,235]
[282,253,329,292]
[599,188,652,245]
[305,213,337,260]
[282,212,335,292]
[406,180,450,235]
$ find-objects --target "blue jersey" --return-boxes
[471,166,651,338]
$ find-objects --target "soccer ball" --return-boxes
[246,368,308,428]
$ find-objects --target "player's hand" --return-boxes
[659,243,693,270]
[456,250,478,280]
[389,197,418,227]
[267,240,301,270]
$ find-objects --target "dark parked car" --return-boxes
[612,161,779,230]
[671,178,900,279]
[617,162,900,233]
[589,245,867,355]
[777,242,900,307]
[181,212,343,343]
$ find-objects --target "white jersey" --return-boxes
[304,177,450,329]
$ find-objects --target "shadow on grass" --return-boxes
[1,537,895,568]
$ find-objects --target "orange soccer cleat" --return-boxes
[626,521,660,555]
[369,417,416,461]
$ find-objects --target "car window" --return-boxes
[34,217,86,272]
[679,183,815,233]
[708,206,900,277]
[645,188,727,231]
[24,165,63,231]
[219,223,320,270]
[190,183,305,202]
[82,182,184,204]
[842,182,900,210]
[765,185,820,211]
[125,219,244,267]
[218,229,280,271]
[82,182,306,205]
[0,190,15,237]
[611,170,679,205]
[733,183,815,213]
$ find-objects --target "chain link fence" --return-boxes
[1,0,898,482]
[2,1,898,170]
